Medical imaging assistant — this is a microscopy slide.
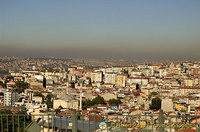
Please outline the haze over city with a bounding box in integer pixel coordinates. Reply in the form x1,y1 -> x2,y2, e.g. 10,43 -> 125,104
1,0 -> 200,60
1,1 -> 200,131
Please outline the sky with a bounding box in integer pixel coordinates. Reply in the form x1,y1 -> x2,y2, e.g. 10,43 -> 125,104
0,0 -> 200,60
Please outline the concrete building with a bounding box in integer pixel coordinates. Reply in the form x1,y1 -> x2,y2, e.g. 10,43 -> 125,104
184,79 -> 193,87
53,99 -> 78,110
116,74 -> 126,87
161,98 -> 173,112
4,90 -> 18,106
91,71 -> 103,83
127,77 -> 148,86
104,72 -> 117,85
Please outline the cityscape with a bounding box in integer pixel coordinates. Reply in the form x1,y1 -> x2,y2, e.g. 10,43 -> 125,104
1,0 -> 200,132
0,56 -> 200,131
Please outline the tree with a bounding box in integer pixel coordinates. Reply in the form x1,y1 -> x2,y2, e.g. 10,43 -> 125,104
55,108 -> 61,114
82,96 -> 105,110
82,99 -> 93,110
150,92 -> 158,98
92,96 -> 105,105
150,92 -> 158,96
109,99 -> 122,105
0,92 -> 4,96
141,73 -> 145,76
141,104 -> 145,108
55,106 -> 62,114
132,68 -> 136,71
123,70 -> 128,74
13,81 -> 30,93
46,99 -> 53,109
46,93 -> 53,100
150,97 -> 161,110
43,93 -> 54,109
0,81 -> 5,88
34,92 -> 43,97
136,84 -> 140,90
135,93 -> 140,96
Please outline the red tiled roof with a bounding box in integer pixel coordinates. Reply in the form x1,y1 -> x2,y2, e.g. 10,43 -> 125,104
177,129 -> 196,132
75,69 -> 95,72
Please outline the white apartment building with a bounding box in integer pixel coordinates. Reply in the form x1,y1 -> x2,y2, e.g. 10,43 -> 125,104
91,71 -> 103,83
112,66 -> 123,73
159,68 -> 167,77
142,68 -> 153,77
116,74 -> 126,87
127,77 -> 149,86
4,90 -> 18,106
104,72 -> 117,84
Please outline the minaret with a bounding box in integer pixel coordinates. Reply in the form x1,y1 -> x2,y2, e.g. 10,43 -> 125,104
80,88 -> 82,111
186,97 -> 189,105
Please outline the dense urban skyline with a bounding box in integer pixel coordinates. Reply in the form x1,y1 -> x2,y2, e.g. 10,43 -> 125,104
1,0 -> 200,60
0,56 -> 200,131
1,1 -> 200,131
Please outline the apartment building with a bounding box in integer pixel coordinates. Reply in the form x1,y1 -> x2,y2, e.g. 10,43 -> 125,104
4,90 -> 18,106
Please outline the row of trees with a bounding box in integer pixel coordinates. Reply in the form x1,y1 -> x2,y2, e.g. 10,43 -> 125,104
0,81 -> 6,88
82,96 -> 161,110
2,80 -> 161,111
13,81 -> 30,93
34,92 -> 161,110
82,96 -> 122,110
108,99 -> 122,105
82,96 -> 105,110
0,81 -> 30,93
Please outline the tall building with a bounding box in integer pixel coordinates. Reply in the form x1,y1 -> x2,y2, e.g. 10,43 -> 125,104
91,71 -> 103,83
104,72 -> 117,85
116,74 -> 126,87
4,90 -> 18,106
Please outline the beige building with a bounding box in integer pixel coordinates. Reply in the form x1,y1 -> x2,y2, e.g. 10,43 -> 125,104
116,74 -> 126,87
104,72 -> 117,85
91,71 -> 103,83
53,99 -> 78,110
29,81 -> 43,89
53,88 -> 67,98
184,79 -> 193,87
161,98 -> 173,112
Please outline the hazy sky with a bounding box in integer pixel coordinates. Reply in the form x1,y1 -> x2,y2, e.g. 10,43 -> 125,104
0,0 -> 200,60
